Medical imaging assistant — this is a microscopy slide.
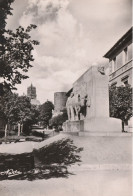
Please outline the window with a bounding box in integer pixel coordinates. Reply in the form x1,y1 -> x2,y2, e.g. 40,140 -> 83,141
123,47 -> 128,63
123,80 -> 128,86
111,82 -> 117,88
121,75 -> 129,86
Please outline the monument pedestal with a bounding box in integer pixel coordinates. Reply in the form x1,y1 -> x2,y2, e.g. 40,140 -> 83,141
63,117 -> 122,136
63,120 -> 84,133
83,117 -> 121,132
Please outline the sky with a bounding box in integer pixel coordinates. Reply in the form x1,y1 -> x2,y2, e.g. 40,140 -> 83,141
6,0 -> 132,103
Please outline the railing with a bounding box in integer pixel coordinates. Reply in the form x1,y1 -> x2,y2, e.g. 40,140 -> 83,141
109,60 -> 132,81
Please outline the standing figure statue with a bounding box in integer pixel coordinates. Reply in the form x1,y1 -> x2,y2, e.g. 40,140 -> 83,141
66,93 -> 81,121
73,94 -> 81,120
66,92 -> 91,121
66,92 -> 75,121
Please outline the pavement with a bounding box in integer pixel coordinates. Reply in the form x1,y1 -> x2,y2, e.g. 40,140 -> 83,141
0,133 -> 132,196
70,134 -> 132,166
0,170 -> 131,196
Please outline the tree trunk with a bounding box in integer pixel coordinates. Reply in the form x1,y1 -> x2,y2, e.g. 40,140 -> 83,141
122,121 -> 125,132
18,123 -> 21,136
4,124 -> 7,137
21,123 -> 23,133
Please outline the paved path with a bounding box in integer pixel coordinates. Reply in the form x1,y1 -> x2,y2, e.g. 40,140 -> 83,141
0,170 -> 131,196
70,135 -> 132,166
0,134 -> 132,196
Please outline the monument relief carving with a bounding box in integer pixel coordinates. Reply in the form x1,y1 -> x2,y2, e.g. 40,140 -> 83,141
66,92 -> 90,121
97,66 -> 105,75
66,92 -> 75,121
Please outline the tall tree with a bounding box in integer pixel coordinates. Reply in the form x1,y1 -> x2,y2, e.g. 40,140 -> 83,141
109,85 -> 132,132
39,101 -> 54,128
0,0 -> 39,91
1,92 -> 39,134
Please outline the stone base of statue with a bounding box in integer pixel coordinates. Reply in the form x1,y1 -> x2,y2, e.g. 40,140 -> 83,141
83,117 -> 121,132
63,120 -> 84,134
63,117 -> 122,136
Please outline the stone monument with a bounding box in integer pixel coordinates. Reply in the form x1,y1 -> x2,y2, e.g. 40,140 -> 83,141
63,66 -> 121,135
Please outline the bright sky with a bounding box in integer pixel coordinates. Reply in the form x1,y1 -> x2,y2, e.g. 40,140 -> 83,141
6,0 -> 132,103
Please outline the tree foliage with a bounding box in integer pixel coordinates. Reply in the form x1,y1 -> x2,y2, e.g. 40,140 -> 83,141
0,25 -> 39,90
39,101 -> 54,127
0,0 -> 39,90
109,85 -> 132,130
0,92 -> 39,133
0,0 -> 14,45
49,109 -> 68,128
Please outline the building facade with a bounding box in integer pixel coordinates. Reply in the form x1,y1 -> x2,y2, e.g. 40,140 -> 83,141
104,27 -> 132,87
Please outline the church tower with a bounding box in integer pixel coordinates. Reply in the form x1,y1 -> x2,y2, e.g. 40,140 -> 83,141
27,84 -> 40,106
27,84 -> 37,99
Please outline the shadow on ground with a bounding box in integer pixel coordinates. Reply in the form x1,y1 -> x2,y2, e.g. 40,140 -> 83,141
0,138 -> 83,181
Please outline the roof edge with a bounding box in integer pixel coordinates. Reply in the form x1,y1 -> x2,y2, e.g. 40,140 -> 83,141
103,27 -> 132,59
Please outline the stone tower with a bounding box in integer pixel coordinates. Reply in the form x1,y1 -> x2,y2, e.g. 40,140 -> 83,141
27,84 -> 40,106
54,92 -> 67,113
27,84 -> 37,99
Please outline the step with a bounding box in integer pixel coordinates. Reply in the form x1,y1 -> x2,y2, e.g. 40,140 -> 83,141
78,131 -> 132,137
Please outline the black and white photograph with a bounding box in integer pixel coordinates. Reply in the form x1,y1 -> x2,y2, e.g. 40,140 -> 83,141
0,0 -> 132,195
